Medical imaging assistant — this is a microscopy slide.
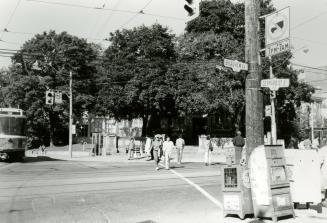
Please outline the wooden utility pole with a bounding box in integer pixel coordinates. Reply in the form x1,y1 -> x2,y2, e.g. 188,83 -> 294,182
245,0 -> 264,156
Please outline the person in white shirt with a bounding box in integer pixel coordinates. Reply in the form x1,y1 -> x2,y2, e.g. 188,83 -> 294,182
204,135 -> 213,166
175,135 -> 185,164
144,136 -> 153,161
163,136 -> 175,170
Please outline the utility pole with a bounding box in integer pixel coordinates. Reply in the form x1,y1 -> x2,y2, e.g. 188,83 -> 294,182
245,0 -> 264,156
69,71 -> 73,158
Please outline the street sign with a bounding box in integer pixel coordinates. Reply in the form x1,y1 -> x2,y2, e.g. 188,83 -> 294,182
261,78 -> 289,91
265,39 -> 290,57
265,105 -> 272,117
265,7 -> 290,57
224,59 -> 248,72
54,91 -> 62,104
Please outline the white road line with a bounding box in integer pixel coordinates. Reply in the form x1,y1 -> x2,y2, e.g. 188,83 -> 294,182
160,164 -> 223,209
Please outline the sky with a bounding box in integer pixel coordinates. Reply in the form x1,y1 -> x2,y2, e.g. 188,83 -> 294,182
0,0 -> 327,69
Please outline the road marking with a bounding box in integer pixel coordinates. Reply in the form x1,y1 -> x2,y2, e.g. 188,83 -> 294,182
93,207 -> 111,223
160,164 -> 223,209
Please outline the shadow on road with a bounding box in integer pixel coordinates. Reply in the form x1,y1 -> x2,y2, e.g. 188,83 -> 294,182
22,156 -> 64,163
170,166 -> 185,169
136,220 -> 158,223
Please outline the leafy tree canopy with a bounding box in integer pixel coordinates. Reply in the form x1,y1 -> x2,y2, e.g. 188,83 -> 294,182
97,24 -> 176,131
3,31 -> 100,146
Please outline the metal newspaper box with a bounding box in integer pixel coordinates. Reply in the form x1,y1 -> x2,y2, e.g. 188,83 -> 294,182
284,149 -> 322,211
249,145 -> 294,222
222,147 -> 253,219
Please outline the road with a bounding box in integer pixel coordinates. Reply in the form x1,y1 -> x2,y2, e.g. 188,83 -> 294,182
0,157 -> 223,223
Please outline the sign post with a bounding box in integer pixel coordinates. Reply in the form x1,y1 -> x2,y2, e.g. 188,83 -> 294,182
263,7 -> 290,145
261,77 -> 289,145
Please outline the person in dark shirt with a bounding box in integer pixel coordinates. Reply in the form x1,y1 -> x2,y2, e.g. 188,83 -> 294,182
233,131 -> 245,148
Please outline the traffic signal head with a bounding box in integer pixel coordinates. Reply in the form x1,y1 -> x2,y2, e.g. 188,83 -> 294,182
46,90 -> 54,105
184,0 -> 200,18
184,4 -> 195,16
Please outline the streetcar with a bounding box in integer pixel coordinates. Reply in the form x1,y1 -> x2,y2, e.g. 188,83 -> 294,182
0,108 -> 27,161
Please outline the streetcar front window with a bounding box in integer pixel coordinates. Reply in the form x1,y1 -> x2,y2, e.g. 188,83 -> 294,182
0,117 -> 26,136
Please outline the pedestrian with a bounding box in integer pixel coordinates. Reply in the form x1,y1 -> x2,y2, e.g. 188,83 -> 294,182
233,131 -> 246,165
175,135 -> 185,164
232,131 -> 245,149
145,135 -> 153,161
151,135 -> 163,170
287,135 -> 298,149
163,136 -> 175,170
127,137 -> 135,160
204,135 -> 213,166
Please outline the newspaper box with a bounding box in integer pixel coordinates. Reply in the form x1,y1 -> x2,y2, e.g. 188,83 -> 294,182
249,145 -> 294,222
222,146 -> 253,219
284,149 -> 322,212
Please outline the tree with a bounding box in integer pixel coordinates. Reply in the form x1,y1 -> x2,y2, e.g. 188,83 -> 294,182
182,0 -> 314,140
4,31 -> 99,147
97,24 -> 176,135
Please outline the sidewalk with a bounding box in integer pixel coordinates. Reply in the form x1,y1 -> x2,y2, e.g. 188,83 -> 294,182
26,145 -> 227,163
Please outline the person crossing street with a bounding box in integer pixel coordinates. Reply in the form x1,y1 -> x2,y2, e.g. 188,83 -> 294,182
151,135 -> 163,170
175,135 -> 185,164
163,136 -> 175,170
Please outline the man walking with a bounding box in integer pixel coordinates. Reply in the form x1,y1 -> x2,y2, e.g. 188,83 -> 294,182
232,131 -> 245,149
152,135 -> 163,170
163,136 -> 175,170
233,131 -> 246,165
176,135 -> 185,164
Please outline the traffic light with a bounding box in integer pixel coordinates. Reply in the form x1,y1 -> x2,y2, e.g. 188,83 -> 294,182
46,90 -> 54,105
184,0 -> 200,19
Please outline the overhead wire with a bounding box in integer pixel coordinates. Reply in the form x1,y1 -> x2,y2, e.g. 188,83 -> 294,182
87,0 -> 108,40
292,36 -> 327,46
292,10 -> 327,30
95,0 -> 123,43
118,0 -> 154,29
25,0 -> 183,21
0,0 -> 22,40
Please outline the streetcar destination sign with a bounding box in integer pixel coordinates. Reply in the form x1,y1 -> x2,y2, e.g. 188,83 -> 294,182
223,59 -> 248,72
261,78 -> 289,90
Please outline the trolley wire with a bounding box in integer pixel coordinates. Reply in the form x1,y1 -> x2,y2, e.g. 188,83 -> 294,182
25,0 -> 183,21
0,0 -> 22,40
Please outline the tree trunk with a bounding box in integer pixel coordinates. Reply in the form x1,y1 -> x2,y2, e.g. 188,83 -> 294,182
142,114 -> 151,136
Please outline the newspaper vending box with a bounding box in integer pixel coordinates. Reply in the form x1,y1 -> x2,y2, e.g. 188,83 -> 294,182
249,145 -> 294,222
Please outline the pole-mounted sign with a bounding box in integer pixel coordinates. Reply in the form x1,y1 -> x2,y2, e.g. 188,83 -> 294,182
265,7 -> 290,57
54,91 -> 63,104
224,59 -> 248,72
261,78 -> 289,91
